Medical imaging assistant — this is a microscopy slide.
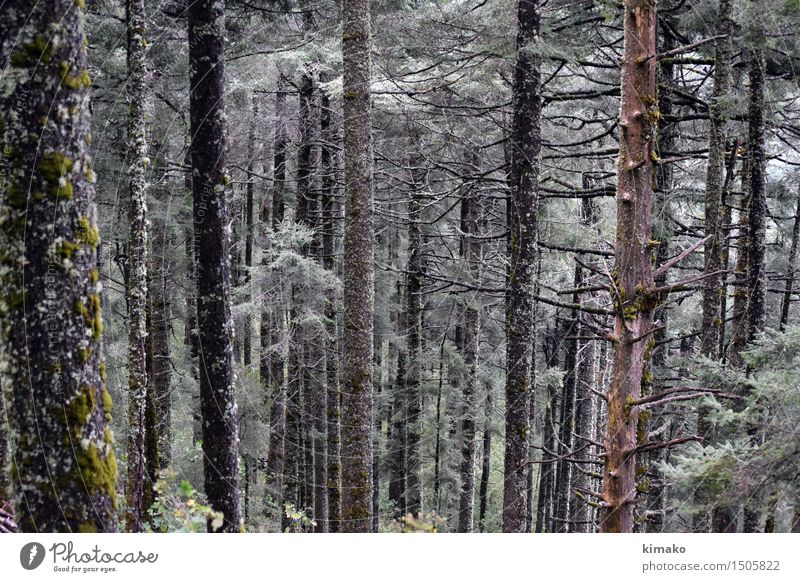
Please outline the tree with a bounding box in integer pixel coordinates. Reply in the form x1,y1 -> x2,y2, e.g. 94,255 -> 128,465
188,0 -> 241,532
457,187 -> 482,532
0,0 -> 117,532
503,0 -> 541,533
600,0 -> 657,534
340,0 -> 375,532
124,0 -> 150,533
700,0 -> 733,359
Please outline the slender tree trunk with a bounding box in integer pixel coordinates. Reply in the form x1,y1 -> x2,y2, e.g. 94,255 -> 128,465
600,0 -> 657,534
743,23 -> 767,533
457,191 -> 481,532
700,0 -> 734,358
340,0 -> 375,532
124,0 -> 150,533
478,381 -> 493,532
503,0 -> 541,533
779,193 -> 800,331
243,98 -> 257,368
188,0 -> 241,532
150,214 -> 172,470
320,90 -> 342,531
728,159 -> 750,370
554,291 -> 579,532
263,86 -> 288,522
0,0 -> 117,532
405,150 -> 425,517
388,351 -> 408,517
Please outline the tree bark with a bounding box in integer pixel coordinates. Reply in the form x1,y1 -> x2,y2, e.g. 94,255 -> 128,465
477,381 -> 493,532
0,0 -> 117,532
700,0 -> 733,359
340,0 -> 375,532
503,0 -> 541,533
124,0 -> 150,533
188,0 -> 241,532
457,190 -> 481,532
405,148 -> 425,517
779,192 -> 800,331
600,0 -> 657,534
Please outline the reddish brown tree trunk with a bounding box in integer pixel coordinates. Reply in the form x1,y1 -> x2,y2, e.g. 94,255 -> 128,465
600,0 -> 657,534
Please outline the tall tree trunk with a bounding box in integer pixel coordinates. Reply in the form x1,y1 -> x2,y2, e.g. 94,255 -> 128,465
478,381 -> 493,532
320,90 -> 342,532
188,0 -> 241,532
695,4 -> 734,527
457,190 -> 481,532
150,214 -> 172,470
700,0 -> 734,358
124,0 -> 150,533
263,85 -> 288,522
243,98 -> 257,367
405,150 -> 425,517
600,0 -> 657,534
728,158 -> 750,370
779,193 -> 800,331
0,0 -> 117,532
743,19 -> 767,533
388,350 -> 408,517
554,274 -> 581,532
340,0 -> 375,532
503,0 -> 541,533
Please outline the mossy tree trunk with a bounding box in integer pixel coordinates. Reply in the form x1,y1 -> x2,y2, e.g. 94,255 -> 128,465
503,0 -> 541,533
600,0 -> 657,534
340,0 -> 375,532
0,0 -> 117,532
188,0 -> 241,532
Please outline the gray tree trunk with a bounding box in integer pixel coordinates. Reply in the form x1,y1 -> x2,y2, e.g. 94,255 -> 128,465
124,0 -> 150,533
340,0 -> 375,532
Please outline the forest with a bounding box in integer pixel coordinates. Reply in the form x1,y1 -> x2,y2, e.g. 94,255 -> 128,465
0,0 -> 799,535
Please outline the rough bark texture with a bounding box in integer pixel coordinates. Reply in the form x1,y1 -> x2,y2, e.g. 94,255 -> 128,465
457,191 -> 481,532
503,0 -> 541,533
600,0 -> 657,534
0,0 -> 117,532
780,193 -> 800,331
405,150 -> 425,517
124,0 -> 150,533
188,0 -> 241,532
743,23 -> 767,533
700,0 -> 733,359
340,0 -> 375,532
